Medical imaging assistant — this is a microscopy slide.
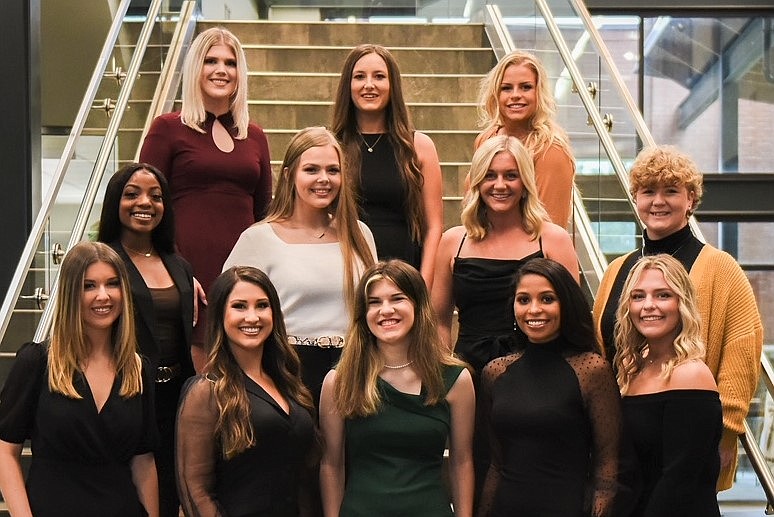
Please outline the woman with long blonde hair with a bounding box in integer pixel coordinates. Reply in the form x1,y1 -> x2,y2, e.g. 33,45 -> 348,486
473,50 -> 575,228
176,266 -> 316,517
320,260 -> 475,517
433,134 -> 578,498
224,126 -> 376,407
140,27 -> 273,370
0,241 -> 158,517
614,254 -> 721,516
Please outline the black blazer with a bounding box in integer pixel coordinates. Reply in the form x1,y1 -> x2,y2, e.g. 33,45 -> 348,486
110,242 -> 195,379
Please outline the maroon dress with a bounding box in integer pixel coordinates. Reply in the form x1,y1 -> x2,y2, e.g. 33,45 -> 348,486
140,111 -> 272,302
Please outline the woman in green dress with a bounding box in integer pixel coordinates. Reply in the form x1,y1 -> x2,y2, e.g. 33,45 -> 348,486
319,260 -> 475,517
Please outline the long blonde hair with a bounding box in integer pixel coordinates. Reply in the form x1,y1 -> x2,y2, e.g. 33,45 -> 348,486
614,254 -> 705,393
462,135 -> 548,240
477,50 -> 572,158
331,44 -> 425,244
205,267 -> 314,459
48,242 -> 142,398
334,260 -> 466,418
181,27 -> 249,139
263,127 -> 375,303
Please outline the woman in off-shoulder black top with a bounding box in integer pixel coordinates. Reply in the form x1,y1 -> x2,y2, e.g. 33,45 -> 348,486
615,254 -> 722,517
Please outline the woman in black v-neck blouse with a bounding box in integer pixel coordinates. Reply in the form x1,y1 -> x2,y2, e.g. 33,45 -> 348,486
0,242 -> 159,517
176,266 -> 316,517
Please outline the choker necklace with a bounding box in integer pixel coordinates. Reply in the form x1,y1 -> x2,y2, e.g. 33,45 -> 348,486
359,133 -> 384,153
123,244 -> 154,257
383,360 -> 413,370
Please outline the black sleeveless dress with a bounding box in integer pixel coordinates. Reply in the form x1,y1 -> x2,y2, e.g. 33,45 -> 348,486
451,233 -> 543,375
358,134 -> 422,269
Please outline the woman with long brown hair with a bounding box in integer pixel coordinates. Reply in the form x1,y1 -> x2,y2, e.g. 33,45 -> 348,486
331,44 -> 443,287
320,260 -> 474,517
176,266 -> 316,516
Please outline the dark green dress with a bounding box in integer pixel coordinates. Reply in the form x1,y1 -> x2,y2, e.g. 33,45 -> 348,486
340,364 -> 464,517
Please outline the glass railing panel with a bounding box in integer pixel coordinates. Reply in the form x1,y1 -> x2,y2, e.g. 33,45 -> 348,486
723,346 -> 774,511
0,2 -> 175,355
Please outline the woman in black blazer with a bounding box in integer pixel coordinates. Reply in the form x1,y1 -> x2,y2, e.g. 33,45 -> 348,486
98,162 -> 195,517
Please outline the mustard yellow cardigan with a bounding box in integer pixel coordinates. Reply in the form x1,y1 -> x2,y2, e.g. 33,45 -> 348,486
593,244 -> 763,490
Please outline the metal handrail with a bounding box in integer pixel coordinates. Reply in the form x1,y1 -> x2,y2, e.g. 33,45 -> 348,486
0,0 -> 133,345
562,0 -> 704,242
483,4 -> 516,59
135,0 -> 198,160
743,354 -> 774,513
33,0 -> 166,342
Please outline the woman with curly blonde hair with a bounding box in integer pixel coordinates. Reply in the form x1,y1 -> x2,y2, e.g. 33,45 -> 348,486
614,253 -> 721,516
176,266 -> 316,517
473,50 -> 575,228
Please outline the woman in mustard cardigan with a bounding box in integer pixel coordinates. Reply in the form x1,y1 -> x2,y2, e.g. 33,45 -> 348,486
592,145 -> 762,491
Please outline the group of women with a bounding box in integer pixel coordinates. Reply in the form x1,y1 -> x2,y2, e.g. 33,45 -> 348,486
0,24 -> 762,517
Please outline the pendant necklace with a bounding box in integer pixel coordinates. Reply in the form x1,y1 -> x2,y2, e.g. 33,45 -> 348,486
360,133 -> 384,153
123,243 -> 153,257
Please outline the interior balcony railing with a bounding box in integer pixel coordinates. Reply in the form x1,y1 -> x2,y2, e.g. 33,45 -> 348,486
0,0 -> 197,377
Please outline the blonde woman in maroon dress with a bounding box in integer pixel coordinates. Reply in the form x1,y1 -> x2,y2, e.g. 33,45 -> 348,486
140,27 -> 272,370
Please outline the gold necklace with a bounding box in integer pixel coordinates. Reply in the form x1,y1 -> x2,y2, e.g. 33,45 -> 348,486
383,360 -> 413,370
359,133 -> 384,153
123,243 -> 154,257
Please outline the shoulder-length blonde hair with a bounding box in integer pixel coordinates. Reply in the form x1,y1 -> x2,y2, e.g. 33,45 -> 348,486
614,254 -> 705,394
205,266 -> 314,459
330,44 -> 425,244
48,241 -> 142,398
334,260 -> 466,418
263,126 -> 375,303
461,135 -> 548,240
477,50 -> 572,158
181,27 -> 249,139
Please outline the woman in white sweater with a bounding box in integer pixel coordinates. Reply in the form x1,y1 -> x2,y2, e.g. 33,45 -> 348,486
224,126 -> 377,407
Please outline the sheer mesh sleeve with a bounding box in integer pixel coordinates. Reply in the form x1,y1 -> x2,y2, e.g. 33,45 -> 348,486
566,352 -> 621,517
176,376 -> 221,517
477,353 -> 522,517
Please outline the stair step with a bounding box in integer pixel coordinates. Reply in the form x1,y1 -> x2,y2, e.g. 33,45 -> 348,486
242,46 -> 495,74
196,20 -> 489,48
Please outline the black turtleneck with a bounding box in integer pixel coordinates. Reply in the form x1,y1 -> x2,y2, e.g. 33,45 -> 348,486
600,224 -> 704,363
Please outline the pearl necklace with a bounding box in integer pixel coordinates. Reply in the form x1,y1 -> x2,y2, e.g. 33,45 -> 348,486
360,133 -> 384,153
383,360 -> 413,370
